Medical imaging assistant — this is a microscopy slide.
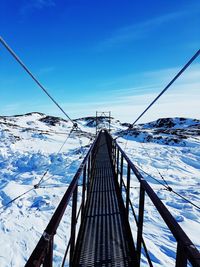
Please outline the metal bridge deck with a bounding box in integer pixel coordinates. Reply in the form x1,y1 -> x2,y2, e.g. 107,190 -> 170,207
73,133 -> 137,267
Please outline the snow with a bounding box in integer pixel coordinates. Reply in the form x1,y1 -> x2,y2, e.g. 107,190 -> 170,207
116,122 -> 200,265
0,113 -> 199,266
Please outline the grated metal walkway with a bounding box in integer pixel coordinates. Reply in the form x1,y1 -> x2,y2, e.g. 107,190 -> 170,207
72,133 -> 137,266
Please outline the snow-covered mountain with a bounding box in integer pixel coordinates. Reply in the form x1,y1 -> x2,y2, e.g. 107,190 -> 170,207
0,113 -> 199,266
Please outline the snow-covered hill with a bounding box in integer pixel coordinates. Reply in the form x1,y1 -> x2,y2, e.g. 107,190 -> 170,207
116,117 -> 200,266
118,117 -> 200,146
0,113 -> 199,266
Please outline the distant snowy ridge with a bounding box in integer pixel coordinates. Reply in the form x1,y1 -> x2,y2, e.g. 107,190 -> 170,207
117,117 -> 200,146
1,113 -> 199,148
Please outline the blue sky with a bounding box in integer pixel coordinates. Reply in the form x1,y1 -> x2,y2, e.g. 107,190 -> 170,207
0,0 -> 200,122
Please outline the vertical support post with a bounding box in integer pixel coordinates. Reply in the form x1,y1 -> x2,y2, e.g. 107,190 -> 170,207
43,236 -> 54,267
116,147 -> 119,180
113,142 -> 116,167
120,155 -> 123,192
136,185 -> 145,267
96,111 -> 98,135
176,243 -> 187,267
81,165 -> 87,221
126,164 -> 131,219
109,111 -> 111,132
107,133 -> 112,157
111,140 -> 114,162
70,184 -> 78,265
87,155 -> 91,195
115,143 -> 117,163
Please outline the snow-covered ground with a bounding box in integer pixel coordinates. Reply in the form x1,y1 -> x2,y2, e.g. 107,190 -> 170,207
0,113 -> 199,266
116,117 -> 200,266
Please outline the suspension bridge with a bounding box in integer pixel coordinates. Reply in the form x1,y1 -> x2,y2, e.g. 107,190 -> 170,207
0,37 -> 200,266
24,130 -> 200,267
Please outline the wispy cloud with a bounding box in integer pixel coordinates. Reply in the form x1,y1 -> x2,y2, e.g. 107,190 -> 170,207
143,63 -> 200,87
97,62 -> 200,97
96,11 -> 190,51
61,63 -> 200,122
20,0 -> 55,15
1,64 -> 199,123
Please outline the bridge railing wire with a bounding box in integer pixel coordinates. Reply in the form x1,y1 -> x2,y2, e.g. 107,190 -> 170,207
25,131 -> 101,267
138,141 -> 170,186
0,153 -> 86,217
36,134 -> 94,188
120,138 -> 200,211
106,131 -> 200,267
0,125 -> 93,216
135,164 -> 200,211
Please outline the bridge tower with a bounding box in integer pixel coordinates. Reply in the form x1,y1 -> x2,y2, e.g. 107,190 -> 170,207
95,111 -> 111,135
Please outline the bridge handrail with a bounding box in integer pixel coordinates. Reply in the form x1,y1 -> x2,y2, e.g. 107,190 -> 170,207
25,131 -> 101,267
108,132 -> 200,267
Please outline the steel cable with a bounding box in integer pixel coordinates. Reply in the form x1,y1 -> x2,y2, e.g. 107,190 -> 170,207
131,49 -> 200,126
115,49 -> 200,151
0,36 -> 76,127
135,164 -> 200,210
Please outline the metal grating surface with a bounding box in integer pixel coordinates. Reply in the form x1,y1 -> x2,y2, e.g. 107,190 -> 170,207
73,133 -> 137,266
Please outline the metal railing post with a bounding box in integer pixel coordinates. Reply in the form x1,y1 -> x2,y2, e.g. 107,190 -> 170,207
111,140 -> 114,162
81,165 -> 87,221
120,155 -> 123,193
114,142 -> 117,166
116,147 -> 119,180
43,236 -> 54,267
136,185 -> 145,266
69,184 -> 78,265
87,155 -> 91,195
112,140 -> 115,163
126,165 -> 131,219
176,243 -> 187,267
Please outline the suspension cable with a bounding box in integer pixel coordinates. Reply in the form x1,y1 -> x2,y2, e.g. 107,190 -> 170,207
139,141 -> 169,186
0,125 -> 74,214
34,124 -> 81,188
131,49 -> 200,126
0,36 -> 95,215
0,129 -> 94,215
0,36 -> 76,127
35,157 -> 80,188
0,188 -> 35,216
117,49 -> 200,151
135,164 -> 200,210
0,155 -> 79,216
